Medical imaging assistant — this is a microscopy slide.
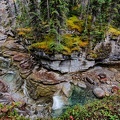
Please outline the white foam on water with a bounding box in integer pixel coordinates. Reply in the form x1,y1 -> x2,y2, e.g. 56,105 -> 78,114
52,95 -> 65,110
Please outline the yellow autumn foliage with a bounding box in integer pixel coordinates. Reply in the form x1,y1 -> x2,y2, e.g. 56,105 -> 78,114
29,34 -> 88,55
17,27 -> 32,38
78,40 -> 88,47
71,46 -> 80,52
18,31 -> 26,36
29,40 -> 72,55
17,27 -> 32,32
108,27 -> 120,36
62,34 -> 88,49
29,41 -> 51,52
66,16 -> 83,32
62,46 -> 71,55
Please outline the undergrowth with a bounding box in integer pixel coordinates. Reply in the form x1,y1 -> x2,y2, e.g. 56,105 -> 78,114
53,93 -> 120,120
0,93 -> 120,120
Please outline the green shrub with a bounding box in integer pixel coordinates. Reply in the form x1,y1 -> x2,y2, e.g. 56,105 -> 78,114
0,102 -> 29,120
54,93 -> 120,120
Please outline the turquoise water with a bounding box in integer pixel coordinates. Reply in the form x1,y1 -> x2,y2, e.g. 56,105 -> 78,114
69,86 -> 95,106
52,85 -> 96,117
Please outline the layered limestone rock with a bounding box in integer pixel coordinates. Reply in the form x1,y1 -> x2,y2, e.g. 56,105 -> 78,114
0,38 -> 120,117
32,38 -> 120,73
26,68 -> 72,103
34,51 -> 95,73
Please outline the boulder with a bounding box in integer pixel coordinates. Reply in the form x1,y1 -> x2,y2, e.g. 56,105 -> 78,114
52,95 -> 65,110
26,68 -> 71,101
86,76 -> 94,84
25,79 -> 57,102
111,85 -> 119,93
27,68 -> 67,85
61,82 -> 72,97
100,85 -> 111,96
93,87 -> 106,98
77,81 -> 87,89
98,73 -> 107,83
12,53 -> 29,62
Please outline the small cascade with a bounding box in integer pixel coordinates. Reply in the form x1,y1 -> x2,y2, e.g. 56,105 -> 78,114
51,95 -> 66,118
52,95 -> 65,110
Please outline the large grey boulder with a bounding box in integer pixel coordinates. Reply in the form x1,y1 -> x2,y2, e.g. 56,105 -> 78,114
93,87 -> 106,98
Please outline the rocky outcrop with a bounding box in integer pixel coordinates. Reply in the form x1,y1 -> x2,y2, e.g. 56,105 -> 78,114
87,39 -> 120,64
0,0 -> 15,41
27,68 -> 67,85
0,36 -> 120,119
32,38 -> 120,73
26,68 -> 72,102
102,40 -> 120,64
34,51 -> 95,73
87,42 -> 111,60
0,0 -> 119,118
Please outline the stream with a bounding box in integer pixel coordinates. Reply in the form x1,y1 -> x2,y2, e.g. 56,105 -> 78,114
0,56 -> 97,119
0,0 -> 120,119
52,85 -> 96,117
0,53 -> 120,119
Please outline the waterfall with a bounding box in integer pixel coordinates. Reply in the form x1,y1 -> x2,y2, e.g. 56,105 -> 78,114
52,95 -> 65,110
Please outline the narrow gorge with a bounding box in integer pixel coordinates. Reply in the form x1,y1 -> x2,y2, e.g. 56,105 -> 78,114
0,0 -> 120,119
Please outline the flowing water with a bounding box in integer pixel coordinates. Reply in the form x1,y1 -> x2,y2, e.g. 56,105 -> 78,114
52,85 -> 96,117
69,86 -> 96,106
52,95 -> 65,110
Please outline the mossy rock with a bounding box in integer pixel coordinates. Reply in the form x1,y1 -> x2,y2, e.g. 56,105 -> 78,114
87,42 -> 111,60
26,79 -> 56,102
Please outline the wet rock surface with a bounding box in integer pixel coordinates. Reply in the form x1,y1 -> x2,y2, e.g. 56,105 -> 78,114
93,87 -> 106,98
0,0 -> 120,118
0,40 -> 120,119
82,67 -> 120,98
